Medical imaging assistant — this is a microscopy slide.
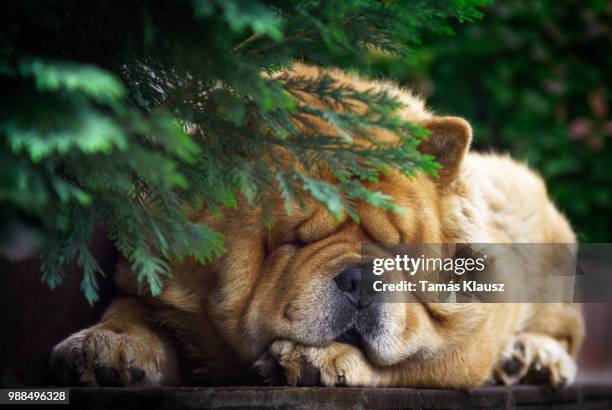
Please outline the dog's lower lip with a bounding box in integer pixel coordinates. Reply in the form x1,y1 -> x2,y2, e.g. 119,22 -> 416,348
336,328 -> 364,350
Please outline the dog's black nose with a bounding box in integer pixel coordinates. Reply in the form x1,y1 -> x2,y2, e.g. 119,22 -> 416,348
334,267 -> 361,305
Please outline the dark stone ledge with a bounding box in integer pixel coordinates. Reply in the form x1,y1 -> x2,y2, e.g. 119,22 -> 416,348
67,384 -> 612,409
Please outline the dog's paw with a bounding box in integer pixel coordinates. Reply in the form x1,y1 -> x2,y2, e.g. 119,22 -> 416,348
49,325 -> 174,386
308,343 -> 377,387
252,340 -> 312,385
494,333 -> 577,388
253,341 -> 378,387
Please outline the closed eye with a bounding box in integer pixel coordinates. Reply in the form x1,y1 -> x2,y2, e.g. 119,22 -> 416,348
283,239 -> 306,249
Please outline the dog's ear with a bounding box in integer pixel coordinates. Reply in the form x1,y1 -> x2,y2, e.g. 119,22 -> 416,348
418,116 -> 472,184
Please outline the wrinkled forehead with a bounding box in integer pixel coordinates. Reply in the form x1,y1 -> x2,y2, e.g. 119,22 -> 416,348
268,174 -> 440,247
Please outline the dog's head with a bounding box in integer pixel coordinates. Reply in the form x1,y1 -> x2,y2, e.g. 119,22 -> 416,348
216,115 -> 486,366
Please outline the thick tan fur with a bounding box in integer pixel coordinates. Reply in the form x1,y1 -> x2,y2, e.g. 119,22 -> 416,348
50,64 -> 584,389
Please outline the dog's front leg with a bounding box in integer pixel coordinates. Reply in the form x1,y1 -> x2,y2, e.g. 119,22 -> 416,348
253,340 -> 391,387
49,298 -> 180,386
254,338 -> 500,389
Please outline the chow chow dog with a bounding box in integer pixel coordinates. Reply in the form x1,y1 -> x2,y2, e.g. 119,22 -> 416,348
49,64 -> 584,389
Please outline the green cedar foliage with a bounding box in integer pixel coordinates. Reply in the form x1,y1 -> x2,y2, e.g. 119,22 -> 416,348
1,1 -> 485,304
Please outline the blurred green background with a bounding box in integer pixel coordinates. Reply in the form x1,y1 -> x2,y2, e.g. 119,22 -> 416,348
374,0 -> 611,242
